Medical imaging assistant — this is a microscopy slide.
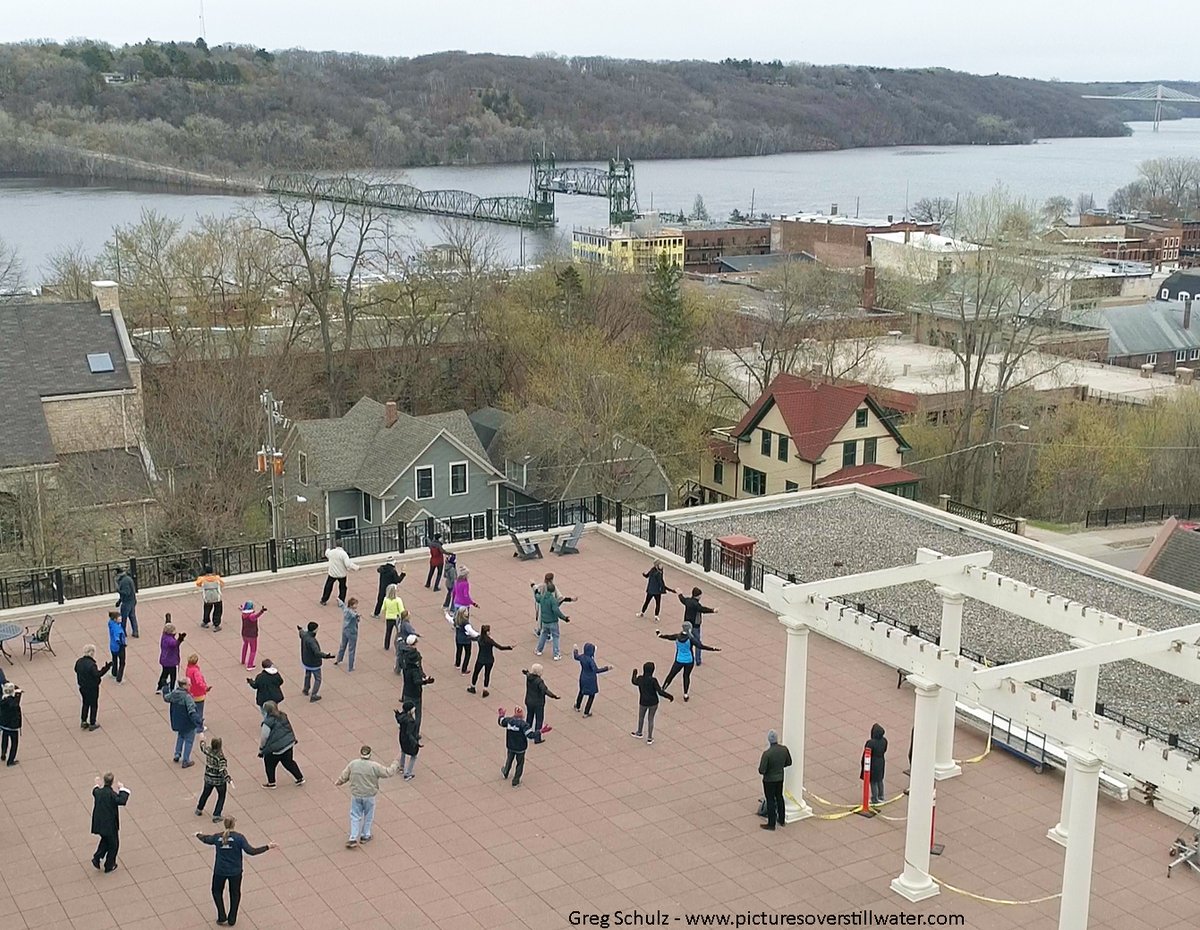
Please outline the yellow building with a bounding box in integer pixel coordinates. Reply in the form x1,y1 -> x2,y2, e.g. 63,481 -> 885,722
571,214 -> 684,272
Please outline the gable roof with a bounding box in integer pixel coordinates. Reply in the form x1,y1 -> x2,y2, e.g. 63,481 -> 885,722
732,373 -> 909,462
291,398 -> 501,498
0,299 -> 135,469
1137,517 -> 1200,595
1085,301 -> 1200,358
814,463 -> 922,490
1158,270 -> 1200,302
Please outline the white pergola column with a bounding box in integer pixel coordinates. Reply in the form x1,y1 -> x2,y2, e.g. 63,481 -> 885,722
1048,639 -> 1099,848
780,620 -> 813,822
1057,748 -> 1103,930
933,586 -> 964,780
891,675 -> 940,903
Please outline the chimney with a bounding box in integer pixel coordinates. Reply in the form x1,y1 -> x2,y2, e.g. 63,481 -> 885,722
862,264 -> 877,312
887,214 -> 894,224
384,401 -> 398,428
831,203 -> 838,216
1186,297 -> 1193,330
91,280 -> 120,314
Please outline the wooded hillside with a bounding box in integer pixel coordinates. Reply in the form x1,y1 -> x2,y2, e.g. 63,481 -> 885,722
0,39 -> 1141,175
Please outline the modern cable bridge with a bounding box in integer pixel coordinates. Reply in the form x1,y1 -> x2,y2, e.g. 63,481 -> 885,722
1082,83 -> 1200,131
266,152 -> 638,229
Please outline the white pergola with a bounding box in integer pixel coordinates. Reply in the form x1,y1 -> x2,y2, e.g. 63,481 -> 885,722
767,547 -> 1200,930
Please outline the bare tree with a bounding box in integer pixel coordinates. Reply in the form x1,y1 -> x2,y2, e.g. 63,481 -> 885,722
910,196 -> 958,232
1041,195 -> 1073,226
1076,192 -> 1096,216
0,235 -> 26,298
45,242 -> 103,299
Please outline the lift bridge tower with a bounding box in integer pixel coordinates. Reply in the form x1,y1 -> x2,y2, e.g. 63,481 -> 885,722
1082,84 -> 1200,132
530,152 -> 638,226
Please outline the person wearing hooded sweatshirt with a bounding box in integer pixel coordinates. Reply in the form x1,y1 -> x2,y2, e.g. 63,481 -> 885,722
425,534 -> 445,590
106,609 -> 126,684
196,565 -> 225,631
195,815 -> 277,926
678,587 -> 717,665
335,597 -> 361,672
400,636 -> 434,734
638,560 -> 676,624
319,544 -> 359,606
759,730 -> 792,830
394,617 -> 420,674
533,581 -> 570,660
240,602 -> 267,670
0,682 -> 23,766
862,723 -> 888,807
630,661 -> 673,744
441,554 -> 458,612
395,699 -> 421,779
258,701 -> 304,787
298,622 -> 333,702
335,745 -> 402,847
164,680 -> 203,767
156,617 -> 186,692
449,607 -> 480,674
450,566 -> 479,619
374,556 -> 406,618
572,643 -> 611,717
498,706 -> 550,787
247,660 -> 284,720
75,645 -> 112,730
658,623 -> 720,701
521,663 -> 559,734
115,566 -> 139,638
381,585 -> 405,651
468,624 -> 512,697
186,654 -> 212,729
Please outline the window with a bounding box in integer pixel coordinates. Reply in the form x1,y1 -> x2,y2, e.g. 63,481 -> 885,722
335,516 -> 358,540
362,491 -> 373,523
308,512 -> 320,532
842,441 -> 857,468
87,352 -> 114,373
855,408 -> 869,429
743,466 -> 767,496
785,480 -> 799,492
863,437 -> 878,465
415,466 -> 434,500
119,527 -> 135,549
778,435 -> 789,462
1191,349 -> 1200,361
713,461 -> 724,484
1147,353 -> 1158,365
1178,350 -> 1189,363
298,452 -> 308,486
449,461 -> 468,496
760,430 -> 772,456
505,458 -> 528,487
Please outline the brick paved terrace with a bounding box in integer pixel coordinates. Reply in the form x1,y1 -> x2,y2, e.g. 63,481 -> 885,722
0,529 -> 1197,930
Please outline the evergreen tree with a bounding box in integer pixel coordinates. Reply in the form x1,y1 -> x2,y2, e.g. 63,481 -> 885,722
644,252 -> 687,365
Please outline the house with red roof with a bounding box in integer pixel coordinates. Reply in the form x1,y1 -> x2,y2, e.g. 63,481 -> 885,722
697,373 -> 920,504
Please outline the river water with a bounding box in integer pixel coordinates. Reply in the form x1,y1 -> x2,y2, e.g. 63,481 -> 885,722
2,119 -> 1198,279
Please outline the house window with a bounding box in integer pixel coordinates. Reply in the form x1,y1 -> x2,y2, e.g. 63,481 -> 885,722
1191,349 -> 1200,360
855,409 -> 869,429
842,441 -> 857,468
298,452 -> 308,486
863,437 -> 878,465
119,527 -> 135,549
449,461 -> 468,496
713,461 -> 724,484
778,435 -> 789,462
1147,353 -> 1158,365
1178,350 -> 1188,363
742,466 -> 767,496
308,512 -> 320,533
415,466 -> 434,500
760,430 -> 772,456
785,480 -> 799,492
505,459 -> 528,487
362,491 -> 373,523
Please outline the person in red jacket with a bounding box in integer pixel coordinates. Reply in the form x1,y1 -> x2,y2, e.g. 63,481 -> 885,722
186,654 -> 212,731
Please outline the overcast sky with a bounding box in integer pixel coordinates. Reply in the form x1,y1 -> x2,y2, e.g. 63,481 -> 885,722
3,1 -> 1193,83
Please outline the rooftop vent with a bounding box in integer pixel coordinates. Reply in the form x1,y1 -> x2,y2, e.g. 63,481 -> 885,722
86,353 -> 114,373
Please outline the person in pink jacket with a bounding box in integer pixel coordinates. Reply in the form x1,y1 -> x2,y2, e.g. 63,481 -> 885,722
240,602 -> 268,670
186,654 -> 212,730
450,567 -> 480,619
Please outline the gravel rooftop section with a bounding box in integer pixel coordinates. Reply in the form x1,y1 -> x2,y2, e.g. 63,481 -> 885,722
677,495 -> 1200,747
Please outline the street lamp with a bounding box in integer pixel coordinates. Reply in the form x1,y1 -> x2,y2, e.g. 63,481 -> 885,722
984,423 -> 1030,525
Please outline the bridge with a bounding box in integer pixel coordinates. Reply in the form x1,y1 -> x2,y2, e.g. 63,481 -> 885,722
1082,84 -> 1200,132
267,153 -> 639,229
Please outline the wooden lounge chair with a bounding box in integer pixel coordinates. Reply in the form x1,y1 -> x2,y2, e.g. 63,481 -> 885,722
550,521 -> 584,556
510,530 -> 543,560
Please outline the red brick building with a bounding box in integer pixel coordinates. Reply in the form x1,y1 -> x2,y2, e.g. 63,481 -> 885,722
770,213 -> 940,268
682,225 -> 771,274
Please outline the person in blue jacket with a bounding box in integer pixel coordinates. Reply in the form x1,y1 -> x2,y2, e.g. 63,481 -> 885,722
657,622 -> 720,701
106,609 -> 127,684
164,680 -> 203,767
572,643 -> 611,717
637,559 -> 676,625
498,706 -> 549,788
195,815 -> 278,926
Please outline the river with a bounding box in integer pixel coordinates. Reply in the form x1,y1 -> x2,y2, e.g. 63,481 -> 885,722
2,119 -> 1197,279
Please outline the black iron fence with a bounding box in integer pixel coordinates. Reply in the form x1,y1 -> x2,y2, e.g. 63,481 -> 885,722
1085,502 -> 1200,528
945,498 -> 1020,535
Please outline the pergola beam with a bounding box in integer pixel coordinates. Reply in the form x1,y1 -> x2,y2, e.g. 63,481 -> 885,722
786,550 -> 992,599
973,623 -> 1200,688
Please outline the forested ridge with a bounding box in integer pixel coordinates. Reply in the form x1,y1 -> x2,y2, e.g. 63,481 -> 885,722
0,38 -> 1159,176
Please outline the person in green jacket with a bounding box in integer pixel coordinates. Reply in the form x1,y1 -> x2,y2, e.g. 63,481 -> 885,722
533,581 -> 571,660
758,729 -> 792,831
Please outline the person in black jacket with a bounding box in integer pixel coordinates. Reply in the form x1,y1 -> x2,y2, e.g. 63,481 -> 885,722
75,645 -> 113,730
259,702 -> 304,787
758,730 -> 792,830
630,661 -> 673,744
678,588 -> 717,664
196,815 -> 278,926
521,664 -> 559,734
638,560 -> 676,624
246,660 -> 285,720
373,556 -> 406,618
400,636 -> 434,735
498,706 -> 549,787
90,772 -> 131,872
395,699 -> 421,780
297,623 -> 333,703
862,723 -> 888,806
0,682 -> 23,765
467,624 -> 512,698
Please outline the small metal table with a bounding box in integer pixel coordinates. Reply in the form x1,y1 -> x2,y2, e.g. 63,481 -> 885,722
0,622 -> 21,664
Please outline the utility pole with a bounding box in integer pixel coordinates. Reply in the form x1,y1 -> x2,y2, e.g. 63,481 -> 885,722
983,390 -> 1002,527
260,390 -> 288,543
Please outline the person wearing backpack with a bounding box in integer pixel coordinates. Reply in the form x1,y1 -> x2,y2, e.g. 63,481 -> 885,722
196,566 -> 225,631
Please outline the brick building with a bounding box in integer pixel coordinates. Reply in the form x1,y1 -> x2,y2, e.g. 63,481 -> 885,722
771,213 -> 940,268
682,224 -> 771,274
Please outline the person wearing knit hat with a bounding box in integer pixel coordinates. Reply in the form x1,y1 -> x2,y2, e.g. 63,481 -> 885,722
374,556 -> 406,619
395,700 -> 421,780
240,602 -> 267,671
334,745 -> 402,848
521,664 -> 560,735
400,636 -> 434,735
498,705 -> 550,787
758,730 -> 792,830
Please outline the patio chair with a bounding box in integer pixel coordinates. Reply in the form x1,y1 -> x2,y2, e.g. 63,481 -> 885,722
509,530 -> 543,561
23,614 -> 55,659
550,521 -> 584,556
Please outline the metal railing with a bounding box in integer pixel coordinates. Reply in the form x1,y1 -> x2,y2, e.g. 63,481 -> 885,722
1085,502 -> 1200,528
945,498 -> 1020,535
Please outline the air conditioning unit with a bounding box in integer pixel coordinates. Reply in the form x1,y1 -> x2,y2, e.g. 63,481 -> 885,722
1141,363 -> 1156,378
1176,367 -> 1194,385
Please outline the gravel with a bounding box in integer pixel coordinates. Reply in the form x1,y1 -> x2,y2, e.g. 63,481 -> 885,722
676,495 -> 1200,748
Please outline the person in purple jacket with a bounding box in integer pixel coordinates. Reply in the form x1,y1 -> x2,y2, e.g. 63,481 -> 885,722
156,616 -> 187,693
572,643 -> 612,717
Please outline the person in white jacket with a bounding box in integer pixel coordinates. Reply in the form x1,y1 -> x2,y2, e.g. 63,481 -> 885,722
320,544 -> 360,606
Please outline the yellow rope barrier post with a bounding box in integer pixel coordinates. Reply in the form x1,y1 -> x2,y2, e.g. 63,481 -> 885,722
930,786 -> 944,856
857,745 -> 876,818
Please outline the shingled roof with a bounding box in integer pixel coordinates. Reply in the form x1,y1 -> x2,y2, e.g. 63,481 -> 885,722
1137,517 -> 1200,595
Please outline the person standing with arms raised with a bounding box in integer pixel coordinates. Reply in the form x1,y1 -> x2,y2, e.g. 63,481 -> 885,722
319,542 -> 359,606
677,587 -> 717,664
298,622 -> 334,703
195,816 -> 278,926
75,645 -> 112,731
90,772 -> 131,872
334,745 -> 402,848
638,560 -> 676,625
373,556 -> 405,618
424,533 -> 446,591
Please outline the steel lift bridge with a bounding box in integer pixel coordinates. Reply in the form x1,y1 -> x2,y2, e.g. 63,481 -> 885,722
267,152 -> 638,229
1082,84 -> 1200,132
